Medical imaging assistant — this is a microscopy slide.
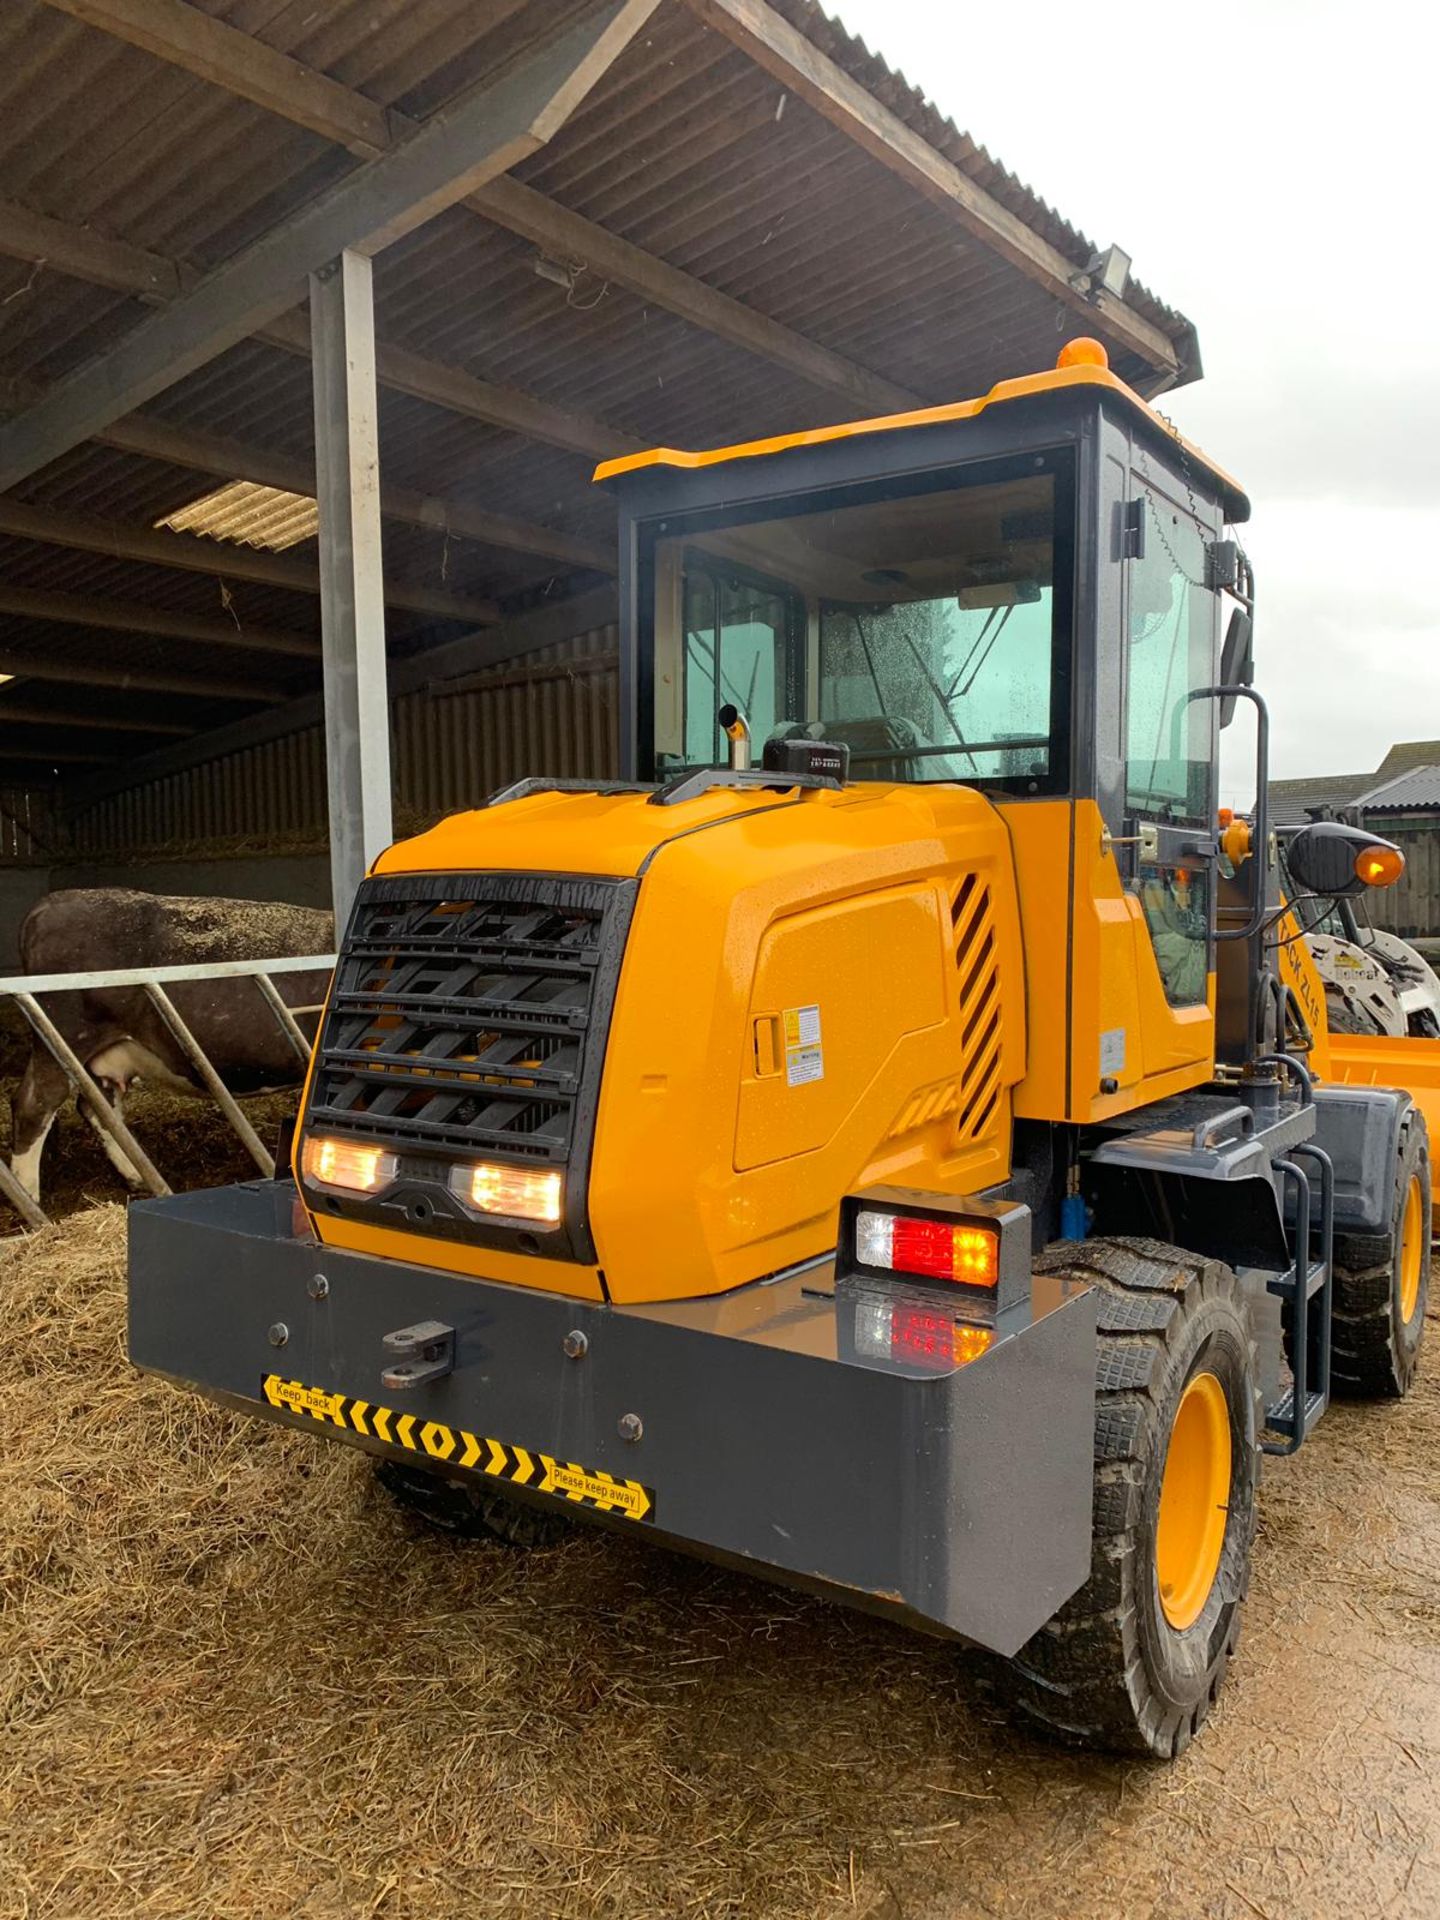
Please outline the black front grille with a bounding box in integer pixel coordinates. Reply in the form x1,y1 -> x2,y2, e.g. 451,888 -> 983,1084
302,871 -> 637,1262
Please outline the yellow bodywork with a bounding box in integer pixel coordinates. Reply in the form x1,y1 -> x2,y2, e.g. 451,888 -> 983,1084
594,360 -> 1249,516
296,777 -> 1229,1301
1001,799 -> 1215,1122
300,781 -> 1026,1303
1271,897 -> 1440,1206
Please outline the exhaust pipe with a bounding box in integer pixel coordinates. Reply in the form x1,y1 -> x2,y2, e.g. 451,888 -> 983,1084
717,704 -> 751,771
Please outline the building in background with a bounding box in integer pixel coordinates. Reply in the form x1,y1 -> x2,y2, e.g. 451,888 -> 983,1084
1270,741 -> 1440,940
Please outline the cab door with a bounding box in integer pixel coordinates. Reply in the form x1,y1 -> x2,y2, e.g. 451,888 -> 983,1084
1119,476 -> 1222,1017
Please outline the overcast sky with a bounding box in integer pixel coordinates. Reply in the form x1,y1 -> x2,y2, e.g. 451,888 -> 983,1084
830,0 -> 1439,786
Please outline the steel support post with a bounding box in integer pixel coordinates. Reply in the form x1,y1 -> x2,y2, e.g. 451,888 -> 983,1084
310,249 -> 392,930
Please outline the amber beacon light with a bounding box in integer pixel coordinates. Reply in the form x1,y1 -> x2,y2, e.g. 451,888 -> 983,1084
1356,845 -> 1405,888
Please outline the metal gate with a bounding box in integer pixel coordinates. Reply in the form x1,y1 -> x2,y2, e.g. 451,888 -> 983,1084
0,953 -> 335,1230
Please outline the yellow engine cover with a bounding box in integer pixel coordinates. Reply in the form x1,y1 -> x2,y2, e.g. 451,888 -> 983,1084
355,780 -> 1025,1304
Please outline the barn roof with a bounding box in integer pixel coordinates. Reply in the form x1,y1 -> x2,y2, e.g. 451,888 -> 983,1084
1269,740 -> 1440,828
0,0 -> 1200,799
1353,766 -> 1440,814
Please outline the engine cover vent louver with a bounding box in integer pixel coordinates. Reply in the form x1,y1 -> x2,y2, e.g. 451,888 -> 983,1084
950,873 -> 1003,1145
302,871 -> 638,1263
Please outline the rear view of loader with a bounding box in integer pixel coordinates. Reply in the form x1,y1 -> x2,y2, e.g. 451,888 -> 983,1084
129,341 -> 1429,1760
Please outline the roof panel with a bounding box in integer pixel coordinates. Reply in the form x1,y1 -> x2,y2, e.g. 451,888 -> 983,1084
0,0 -> 1199,782
1354,767 -> 1440,813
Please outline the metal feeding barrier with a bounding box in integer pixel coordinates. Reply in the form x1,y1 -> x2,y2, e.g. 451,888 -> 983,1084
0,953 -> 336,1230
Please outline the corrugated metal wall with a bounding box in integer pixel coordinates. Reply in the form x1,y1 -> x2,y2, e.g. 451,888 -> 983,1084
0,787 -> 60,863
67,626 -> 618,856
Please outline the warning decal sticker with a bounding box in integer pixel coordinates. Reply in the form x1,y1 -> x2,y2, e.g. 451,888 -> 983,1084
783,1003 -> 824,1087
261,1375 -> 655,1521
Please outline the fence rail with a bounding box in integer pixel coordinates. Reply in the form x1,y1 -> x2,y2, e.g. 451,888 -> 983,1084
1,953 -> 335,1231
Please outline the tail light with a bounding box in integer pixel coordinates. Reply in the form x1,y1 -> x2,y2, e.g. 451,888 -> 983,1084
839,1187 -> 1031,1315
855,1209 -> 999,1286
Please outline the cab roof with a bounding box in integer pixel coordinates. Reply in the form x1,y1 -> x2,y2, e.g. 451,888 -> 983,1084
595,351 -> 1250,522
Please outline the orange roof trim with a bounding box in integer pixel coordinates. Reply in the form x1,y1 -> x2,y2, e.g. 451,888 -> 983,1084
593,361 -> 1247,509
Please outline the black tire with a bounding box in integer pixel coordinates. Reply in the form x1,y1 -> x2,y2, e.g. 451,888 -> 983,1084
375,1458 -> 574,1549
996,1238 -> 1261,1759
1330,1108 -> 1430,1398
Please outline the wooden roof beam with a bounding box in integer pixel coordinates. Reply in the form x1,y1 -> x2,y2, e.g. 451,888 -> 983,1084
41,0 -> 921,416
0,0 -> 661,491
0,703 -> 192,734
0,203 -> 637,470
0,582 -> 316,658
0,743 -> 121,763
0,373 -> 615,574
0,497 -> 497,627
682,0 -> 1183,383
0,647 -> 290,703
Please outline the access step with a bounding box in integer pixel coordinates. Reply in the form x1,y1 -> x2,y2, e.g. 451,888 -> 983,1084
1263,1386 -> 1327,1454
1266,1260 -> 1328,1304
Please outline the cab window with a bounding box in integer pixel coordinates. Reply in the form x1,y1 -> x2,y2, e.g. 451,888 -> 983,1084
1123,486 -> 1217,1006
649,454 -> 1073,794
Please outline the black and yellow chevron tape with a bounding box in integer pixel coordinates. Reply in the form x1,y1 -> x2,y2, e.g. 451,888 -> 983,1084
260,1374 -> 654,1522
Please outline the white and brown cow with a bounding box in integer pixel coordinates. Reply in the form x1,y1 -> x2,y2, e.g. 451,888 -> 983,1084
10,888 -> 334,1202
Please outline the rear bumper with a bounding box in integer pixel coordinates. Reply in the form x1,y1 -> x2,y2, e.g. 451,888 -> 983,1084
128,1182 -> 1096,1657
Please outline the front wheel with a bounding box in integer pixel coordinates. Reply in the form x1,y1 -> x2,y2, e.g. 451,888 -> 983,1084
996,1238 -> 1261,1759
1331,1109 -> 1430,1398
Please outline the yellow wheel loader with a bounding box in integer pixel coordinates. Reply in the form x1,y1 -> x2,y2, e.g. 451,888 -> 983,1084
130,340 -> 1431,1759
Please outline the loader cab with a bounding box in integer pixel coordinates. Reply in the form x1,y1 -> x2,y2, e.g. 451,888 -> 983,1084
598,346 -> 1254,1123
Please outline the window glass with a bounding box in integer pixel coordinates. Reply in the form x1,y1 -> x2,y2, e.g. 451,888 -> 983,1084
1125,488 -> 1216,1005
819,586 -> 1052,783
681,567 -> 791,768
658,465 -> 1067,789
1125,491 -> 1213,821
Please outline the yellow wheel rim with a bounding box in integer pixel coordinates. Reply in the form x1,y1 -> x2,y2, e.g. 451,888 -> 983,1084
1156,1370 -> 1232,1632
1399,1174 -> 1425,1325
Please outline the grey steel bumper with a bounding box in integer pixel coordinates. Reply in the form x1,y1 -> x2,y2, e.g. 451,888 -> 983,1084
128,1182 -> 1096,1658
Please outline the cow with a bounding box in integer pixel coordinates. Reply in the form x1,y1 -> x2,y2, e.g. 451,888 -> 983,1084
9,889 -> 334,1204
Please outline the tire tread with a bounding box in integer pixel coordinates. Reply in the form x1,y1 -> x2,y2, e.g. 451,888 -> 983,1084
995,1237 -> 1260,1758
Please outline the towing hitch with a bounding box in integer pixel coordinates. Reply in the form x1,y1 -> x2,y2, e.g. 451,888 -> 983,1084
381,1320 -> 454,1391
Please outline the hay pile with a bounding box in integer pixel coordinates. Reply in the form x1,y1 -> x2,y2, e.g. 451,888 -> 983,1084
0,1207 -> 990,1920
4,1206 -> 1439,1920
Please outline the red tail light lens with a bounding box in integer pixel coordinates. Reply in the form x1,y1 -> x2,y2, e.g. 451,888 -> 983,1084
855,1208 -> 999,1287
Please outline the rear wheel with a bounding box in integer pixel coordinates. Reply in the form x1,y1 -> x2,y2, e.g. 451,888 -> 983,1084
375,1458 -> 574,1548
996,1238 -> 1260,1759
1331,1110 -> 1430,1398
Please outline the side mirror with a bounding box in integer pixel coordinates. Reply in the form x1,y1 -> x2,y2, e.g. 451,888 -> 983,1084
1217,609 -> 1253,729
1286,820 -> 1405,897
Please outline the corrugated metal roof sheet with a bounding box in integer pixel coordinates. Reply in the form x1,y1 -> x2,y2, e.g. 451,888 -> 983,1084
1270,742 -> 1440,826
158,479 -> 320,551
0,0 -> 1202,794
1353,767 -> 1440,813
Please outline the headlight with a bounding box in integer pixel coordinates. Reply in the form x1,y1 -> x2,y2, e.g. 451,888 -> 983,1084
448,1160 -> 562,1225
301,1135 -> 398,1194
